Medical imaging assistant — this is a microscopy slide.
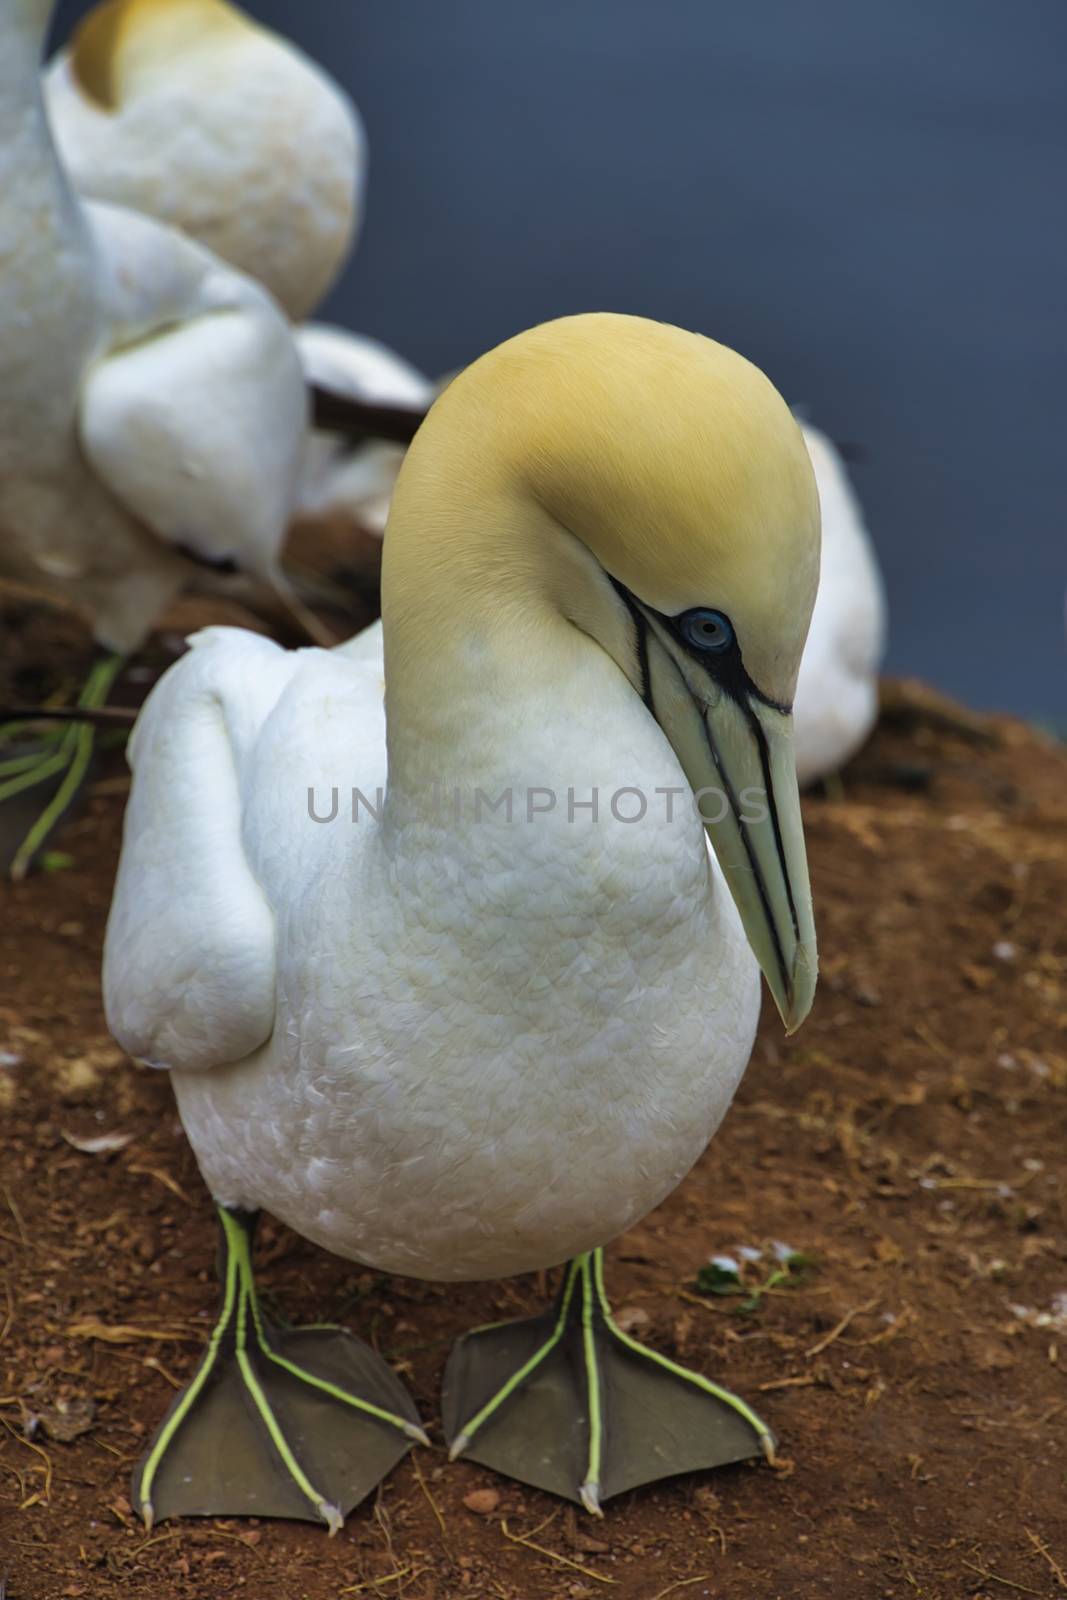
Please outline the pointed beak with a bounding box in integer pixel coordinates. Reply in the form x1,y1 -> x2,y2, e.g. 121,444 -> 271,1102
694,695 -> 816,1031
638,620 -> 817,1032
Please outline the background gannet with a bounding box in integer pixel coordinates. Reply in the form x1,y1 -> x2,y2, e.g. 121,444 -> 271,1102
45,0 -> 363,320
0,0 -> 310,875
104,312 -> 820,1528
794,424 -> 887,786
294,324 -> 434,560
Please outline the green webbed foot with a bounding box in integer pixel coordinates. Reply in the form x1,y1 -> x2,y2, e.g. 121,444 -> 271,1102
442,1249 -> 774,1513
134,1207 -> 427,1533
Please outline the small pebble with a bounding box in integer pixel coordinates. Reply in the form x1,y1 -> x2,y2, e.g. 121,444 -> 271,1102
462,1488 -> 500,1515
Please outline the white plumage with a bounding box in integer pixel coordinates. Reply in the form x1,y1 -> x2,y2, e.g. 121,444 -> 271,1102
106,619 -> 760,1279
45,0 -> 363,320
794,424 -> 887,785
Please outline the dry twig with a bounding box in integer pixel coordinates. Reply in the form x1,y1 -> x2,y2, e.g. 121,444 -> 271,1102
650,1578 -> 712,1600
806,1297 -> 878,1359
410,1451 -> 448,1542
126,1164 -> 192,1203
500,1518 -> 616,1585
1025,1528 -> 1067,1588
67,1318 -> 199,1344
340,1566 -> 425,1595
1,1189 -> 26,1248
960,1558 -> 1041,1595
0,1415 -> 53,1505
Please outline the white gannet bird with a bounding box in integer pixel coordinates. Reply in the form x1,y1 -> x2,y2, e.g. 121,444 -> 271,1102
44,0 -> 363,320
295,324 -> 435,556
104,313 -> 820,1529
793,424 -> 886,785
0,0 -> 312,876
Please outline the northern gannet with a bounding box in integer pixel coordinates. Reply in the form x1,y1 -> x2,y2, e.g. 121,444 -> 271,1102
0,0 -> 308,875
104,313 -> 820,1529
44,0 -> 363,320
793,425 -> 886,785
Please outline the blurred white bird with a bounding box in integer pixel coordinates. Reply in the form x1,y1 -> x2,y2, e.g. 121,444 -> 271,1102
44,0 -> 364,320
295,325 -> 436,554
44,0 -> 433,590
0,0 -> 311,875
793,425 -> 887,786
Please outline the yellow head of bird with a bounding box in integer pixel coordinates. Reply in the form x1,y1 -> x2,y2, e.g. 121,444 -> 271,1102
432,312 -> 821,709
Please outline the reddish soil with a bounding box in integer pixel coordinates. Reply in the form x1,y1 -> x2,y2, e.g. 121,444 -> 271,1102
1,598 -> 1066,1600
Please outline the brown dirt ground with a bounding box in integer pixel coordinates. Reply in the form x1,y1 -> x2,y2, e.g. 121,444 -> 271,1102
1,596 -> 1066,1600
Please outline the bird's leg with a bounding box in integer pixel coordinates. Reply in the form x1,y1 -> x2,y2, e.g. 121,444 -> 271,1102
134,1205 -> 428,1533
0,651 -> 124,879
443,1248 -> 774,1513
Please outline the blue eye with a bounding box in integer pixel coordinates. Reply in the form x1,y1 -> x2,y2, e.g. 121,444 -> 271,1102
679,609 -> 734,653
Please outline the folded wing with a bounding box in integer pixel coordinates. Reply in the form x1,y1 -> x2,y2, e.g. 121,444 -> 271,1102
104,628 -> 301,1072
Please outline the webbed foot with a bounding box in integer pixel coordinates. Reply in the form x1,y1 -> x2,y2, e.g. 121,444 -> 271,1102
135,1207 -> 427,1532
443,1249 -> 774,1511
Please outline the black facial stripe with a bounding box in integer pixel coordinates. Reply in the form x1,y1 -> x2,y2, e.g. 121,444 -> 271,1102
622,586 -> 801,972
669,596 -> 800,943
651,600 -> 790,715
655,645 -> 792,999
608,578 -> 654,711
698,707 -> 792,999
746,699 -> 801,944
607,582 -> 798,944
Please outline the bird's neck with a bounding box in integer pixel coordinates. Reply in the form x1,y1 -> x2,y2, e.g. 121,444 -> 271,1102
380,450 -> 599,814
376,476 -> 711,924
